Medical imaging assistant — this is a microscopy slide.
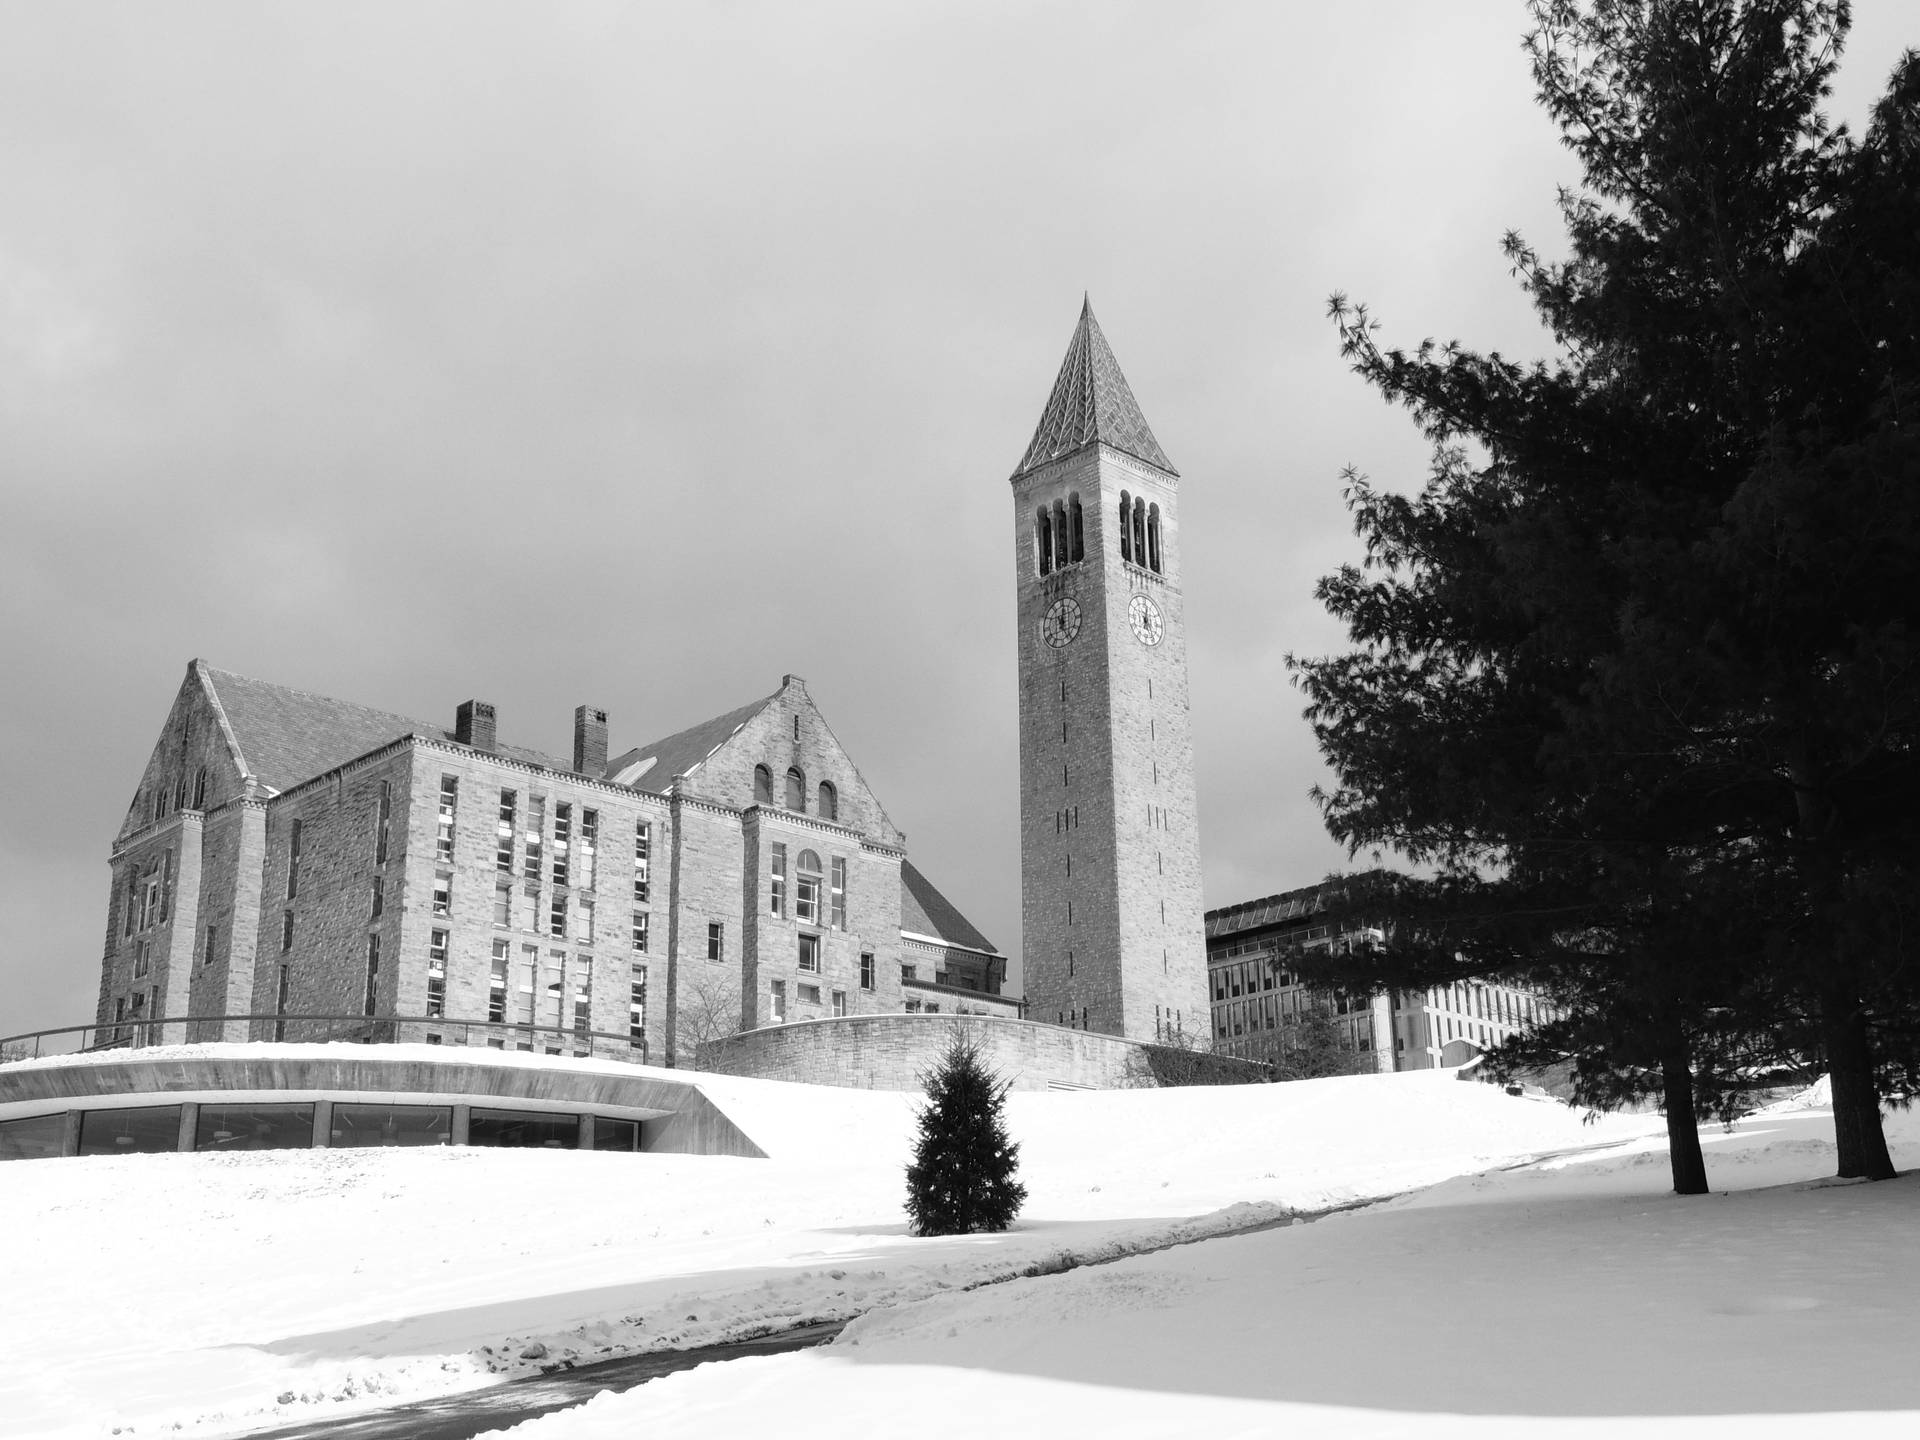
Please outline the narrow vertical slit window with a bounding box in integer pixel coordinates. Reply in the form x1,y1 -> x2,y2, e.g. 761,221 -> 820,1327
1119,491 -> 1132,562
426,929 -> 448,1018
795,850 -> 821,924
707,922 -> 724,962
371,875 -> 385,919
496,790 -> 517,872
572,956 -> 592,1038
631,910 -> 650,953
829,857 -> 847,929
281,911 -> 295,952
633,821 -> 651,902
203,923 -> 218,967
436,776 -> 458,863
523,796 -> 545,880
860,952 -> 875,991
579,809 -> 598,889
1036,507 -> 1052,576
552,802 -> 572,888
363,934 -> 381,1016
770,842 -> 787,917
1068,492 -> 1085,561
628,963 -> 648,1048
286,821 -> 302,900
375,780 -> 392,865
489,940 -> 510,1022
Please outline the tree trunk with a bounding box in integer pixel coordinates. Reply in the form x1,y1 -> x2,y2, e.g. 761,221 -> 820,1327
1661,1051 -> 1710,1195
1821,986 -> 1897,1180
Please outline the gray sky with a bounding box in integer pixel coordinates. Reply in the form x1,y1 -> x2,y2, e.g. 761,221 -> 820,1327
2,2 -> 1910,1035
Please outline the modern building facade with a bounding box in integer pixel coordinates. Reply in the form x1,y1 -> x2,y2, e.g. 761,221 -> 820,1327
1012,300 -> 1209,1046
98,662 -> 1015,1067
1206,881 -> 1559,1071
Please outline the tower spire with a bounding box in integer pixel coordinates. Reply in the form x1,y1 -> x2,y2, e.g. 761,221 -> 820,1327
1012,298 -> 1176,479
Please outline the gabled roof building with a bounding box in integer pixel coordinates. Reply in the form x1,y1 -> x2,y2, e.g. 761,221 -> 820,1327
102,662 -> 1015,1065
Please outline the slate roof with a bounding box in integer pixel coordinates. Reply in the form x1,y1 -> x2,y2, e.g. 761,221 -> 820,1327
601,691 -> 777,795
200,663 -> 565,794
899,859 -> 1000,956
1013,296 -> 1176,479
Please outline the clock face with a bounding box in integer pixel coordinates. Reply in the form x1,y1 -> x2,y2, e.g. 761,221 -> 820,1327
1128,594 -> 1164,646
1040,596 -> 1082,649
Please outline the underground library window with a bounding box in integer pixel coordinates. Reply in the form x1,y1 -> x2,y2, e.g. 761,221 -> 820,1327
468,1108 -> 578,1148
195,1103 -> 315,1151
77,1105 -> 183,1156
330,1103 -> 452,1147
0,1113 -> 66,1161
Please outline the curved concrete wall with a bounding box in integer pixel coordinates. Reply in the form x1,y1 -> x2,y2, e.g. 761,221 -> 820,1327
697,1013 -> 1171,1091
0,1048 -> 764,1157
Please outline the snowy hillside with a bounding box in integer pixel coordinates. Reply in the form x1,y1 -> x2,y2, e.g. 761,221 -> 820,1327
2,1063 -> 1912,1439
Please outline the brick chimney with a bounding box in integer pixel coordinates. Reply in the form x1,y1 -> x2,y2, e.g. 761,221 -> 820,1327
574,706 -> 608,775
455,700 -> 496,752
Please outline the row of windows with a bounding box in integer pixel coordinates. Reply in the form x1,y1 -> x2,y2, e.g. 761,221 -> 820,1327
1035,493 -> 1086,575
137,765 -> 210,828
769,845 -> 848,928
754,765 -> 839,819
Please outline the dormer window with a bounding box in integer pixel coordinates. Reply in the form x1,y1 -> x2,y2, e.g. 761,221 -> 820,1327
818,781 -> 838,822
754,765 -> 774,805
785,767 -> 805,812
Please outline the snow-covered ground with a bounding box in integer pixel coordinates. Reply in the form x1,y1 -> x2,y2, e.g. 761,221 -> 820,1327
2,1057 -> 1912,1439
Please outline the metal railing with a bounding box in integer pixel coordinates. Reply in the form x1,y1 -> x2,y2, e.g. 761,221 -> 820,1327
0,1013 -> 650,1066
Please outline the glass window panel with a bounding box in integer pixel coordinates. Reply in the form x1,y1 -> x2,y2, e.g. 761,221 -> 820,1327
0,1113 -> 66,1162
468,1108 -> 580,1149
194,1103 -> 315,1152
329,1103 -> 452,1148
77,1106 -> 182,1156
591,1116 -> 640,1152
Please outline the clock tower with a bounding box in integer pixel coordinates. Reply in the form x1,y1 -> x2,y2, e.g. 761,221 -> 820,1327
1011,299 -> 1208,1045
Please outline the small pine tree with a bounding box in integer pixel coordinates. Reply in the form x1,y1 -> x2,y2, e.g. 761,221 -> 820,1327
905,1030 -> 1027,1236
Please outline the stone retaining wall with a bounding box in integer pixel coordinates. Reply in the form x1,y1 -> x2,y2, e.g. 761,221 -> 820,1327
696,1013 -> 1263,1091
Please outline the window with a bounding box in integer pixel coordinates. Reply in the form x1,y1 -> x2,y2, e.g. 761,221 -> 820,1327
633,822 -> 651,903
818,781 -> 838,822
572,955 -> 592,1037
631,910 -> 650,953
860,952 -> 875,991
371,875 -> 385,919
770,842 -> 787,917
629,963 -> 648,1047
578,897 -> 595,945
785,767 -> 805,811
281,911 -> 295,952
829,857 -> 847,929
1068,492 -> 1085,561
798,983 -> 821,1006
521,885 -> 540,932
287,820 -> 302,899
160,848 -> 175,921
133,940 -> 150,979
901,963 -> 916,983
494,881 -> 512,926
432,873 -> 452,916
436,776 -> 458,863
552,801 -> 572,888
707,922 -> 724,962
376,779 -> 392,865
1147,502 -> 1162,572
832,989 -> 847,1017
489,940 -> 510,1022
543,950 -> 565,1029
754,765 -> 774,805
795,849 -> 821,924
770,979 -> 786,1022
363,934 -> 381,1015
497,790 -> 517,872
549,892 -> 567,939
427,930 -> 448,1018
193,767 -> 208,809
1133,496 -> 1147,569
798,933 -> 820,973
1119,490 -> 1132,563
137,868 -> 159,930
523,796 -> 544,880
203,923 -> 218,968
580,808 -> 598,889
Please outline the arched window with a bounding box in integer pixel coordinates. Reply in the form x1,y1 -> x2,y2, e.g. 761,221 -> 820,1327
1118,491 -> 1133,563
818,781 -> 838,822
1147,503 -> 1162,573
754,765 -> 774,805
1036,507 -> 1053,576
1053,499 -> 1068,567
1068,493 -> 1085,562
795,849 -> 823,923
1132,497 -> 1147,567
192,767 -> 208,810
785,767 -> 806,811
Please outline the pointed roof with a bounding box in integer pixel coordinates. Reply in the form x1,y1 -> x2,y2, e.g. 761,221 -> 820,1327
198,663 -> 565,794
1012,297 -> 1176,479
899,859 -> 1000,956
602,691 -> 779,795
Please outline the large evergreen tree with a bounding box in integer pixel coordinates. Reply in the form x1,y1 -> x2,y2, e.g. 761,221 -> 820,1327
905,1030 -> 1027,1236
1293,1 -> 1920,1185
